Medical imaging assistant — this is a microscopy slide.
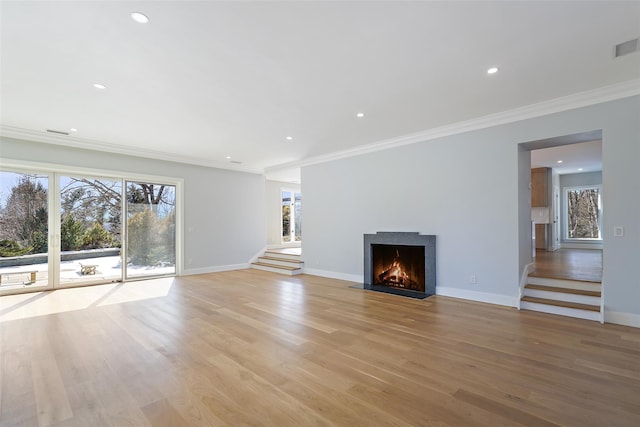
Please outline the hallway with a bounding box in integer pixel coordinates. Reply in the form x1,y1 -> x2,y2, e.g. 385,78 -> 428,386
530,248 -> 602,282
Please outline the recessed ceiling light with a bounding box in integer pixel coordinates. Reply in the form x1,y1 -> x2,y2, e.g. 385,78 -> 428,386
356,112 -> 365,118
578,168 -> 584,171
70,128 -> 78,132
226,156 -> 232,160
285,136 -> 293,141
93,83 -> 106,89
131,12 -> 149,24
487,67 -> 499,74
557,160 -> 563,164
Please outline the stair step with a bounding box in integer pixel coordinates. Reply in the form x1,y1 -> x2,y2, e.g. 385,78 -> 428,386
526,276 -> 601,292
520,300 -> 601,322
521,296 -> 600,312
252,262 -> 299,271
524,284 -> 601,297
251,262 -> 302,276
257,256 -> 304,268
264,251 -> 302,261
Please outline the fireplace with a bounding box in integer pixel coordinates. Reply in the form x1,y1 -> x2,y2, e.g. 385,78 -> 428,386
364,232 -> 436,298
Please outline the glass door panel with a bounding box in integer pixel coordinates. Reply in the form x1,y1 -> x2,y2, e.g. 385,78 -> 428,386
282,191 -> 292,243
294,192 -> 302,242
126,181 -> 176,278
0,171 -> 51,291
59,176 -> 123,285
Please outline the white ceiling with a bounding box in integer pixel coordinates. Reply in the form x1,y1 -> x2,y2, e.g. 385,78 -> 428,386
531,140 -> 602,175
1,1 -> 639,182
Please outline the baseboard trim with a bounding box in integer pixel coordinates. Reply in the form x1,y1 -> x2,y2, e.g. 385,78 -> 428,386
560,243 -> 603,250
303,268 -> 362,283
604,311 -> 640,328
181,263 -> 249,276
436,286 -> 518,308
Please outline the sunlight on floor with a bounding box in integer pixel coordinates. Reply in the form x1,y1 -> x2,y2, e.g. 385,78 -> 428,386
0,277 -> 175,322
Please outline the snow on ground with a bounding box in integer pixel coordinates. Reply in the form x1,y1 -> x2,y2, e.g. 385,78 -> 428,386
0,256 -> 175,286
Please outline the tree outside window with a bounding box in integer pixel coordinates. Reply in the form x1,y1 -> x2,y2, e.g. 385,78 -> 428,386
565,186 -> 601,240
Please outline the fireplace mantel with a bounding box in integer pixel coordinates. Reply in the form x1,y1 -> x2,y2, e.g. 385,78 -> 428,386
363,232 -> 436,298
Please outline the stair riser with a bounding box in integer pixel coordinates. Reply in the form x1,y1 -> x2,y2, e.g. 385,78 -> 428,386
264,252 -> 302,261
527,276 -> 601,292
520,301 -> 601,321
251,264 -> 302,275
523,289 -> 601,306
257,258 -> 304,268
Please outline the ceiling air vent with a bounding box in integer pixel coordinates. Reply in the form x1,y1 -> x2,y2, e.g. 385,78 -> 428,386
46,129 -> 70,135
615,38 -> 639,58
230,160 -> 243,164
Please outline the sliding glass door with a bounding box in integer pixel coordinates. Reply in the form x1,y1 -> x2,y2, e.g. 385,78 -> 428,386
1,166 -> 179,294
126,181 -> 176,278
0,171 -> 52,291
59,176 -> 123,285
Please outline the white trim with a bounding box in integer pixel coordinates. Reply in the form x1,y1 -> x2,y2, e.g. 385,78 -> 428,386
0,158 -> 183,187
520,301 -> 601,321
0,130 -> 263,175
250,246 -> 268,263
600,269 -> 606,324
265,79 -> 640,173
0,159 -> 185,279
303,268 -> 362,283
267,243 -> 302,249
4,80 -> 638,175
518,262 -> 535,309
436,286 -> 518,307
604,311 -> 640,328
563,184 -> 603,242
560,242 -> 603,250
181,263 -> 249,276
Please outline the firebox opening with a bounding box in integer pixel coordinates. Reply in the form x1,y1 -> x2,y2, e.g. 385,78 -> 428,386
372,244 -> 425,293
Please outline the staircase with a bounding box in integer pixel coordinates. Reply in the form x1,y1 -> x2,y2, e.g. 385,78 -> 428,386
520,276 -> 602,321
251,249 -> 304,275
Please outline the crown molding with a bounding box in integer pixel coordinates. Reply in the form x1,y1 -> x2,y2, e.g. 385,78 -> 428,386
0,126 -> 264,175
3,79 -> 638,176
265,79 -> 640,173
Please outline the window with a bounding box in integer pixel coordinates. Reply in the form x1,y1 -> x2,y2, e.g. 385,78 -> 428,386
1,163 -> 181,295
281,190 -> 301,243
564,186 -> 602,240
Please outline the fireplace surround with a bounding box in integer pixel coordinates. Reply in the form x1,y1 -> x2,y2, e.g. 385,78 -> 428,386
364,232 -> 436,298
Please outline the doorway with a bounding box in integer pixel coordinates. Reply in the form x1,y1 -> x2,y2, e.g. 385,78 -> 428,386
519,130 -> 604,279
281,189 -> 301,244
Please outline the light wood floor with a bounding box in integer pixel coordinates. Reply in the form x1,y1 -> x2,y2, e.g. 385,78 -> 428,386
1,270 -> 638,427
530,248 -> 603,282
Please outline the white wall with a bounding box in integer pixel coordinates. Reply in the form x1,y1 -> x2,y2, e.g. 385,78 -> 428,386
265,180 -> 301,247
302,96 -> 640,326
0,137 -> 266,274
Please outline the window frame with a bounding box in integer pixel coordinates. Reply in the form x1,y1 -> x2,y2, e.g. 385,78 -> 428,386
1,158 -> 183,295
563,185 -> 602,241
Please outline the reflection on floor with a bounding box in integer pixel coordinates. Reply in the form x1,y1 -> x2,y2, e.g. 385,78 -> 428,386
530,248 -> 602,282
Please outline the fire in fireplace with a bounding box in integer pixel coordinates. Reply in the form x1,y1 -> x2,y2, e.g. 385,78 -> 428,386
372,245 -> 425,292
364,232 -> 436,299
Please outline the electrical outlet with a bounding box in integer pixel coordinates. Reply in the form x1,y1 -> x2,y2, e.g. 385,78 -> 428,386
470,275 -> 477,284
614,226 -> 624,237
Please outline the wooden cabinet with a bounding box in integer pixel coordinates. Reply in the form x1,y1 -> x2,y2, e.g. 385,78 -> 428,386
531,167 -> 549,207
535,223 -> 547,249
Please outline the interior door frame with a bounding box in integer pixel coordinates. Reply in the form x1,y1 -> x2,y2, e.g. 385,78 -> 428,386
280,187 -> 301,245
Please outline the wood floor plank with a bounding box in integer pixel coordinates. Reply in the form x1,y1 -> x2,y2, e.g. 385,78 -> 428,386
531,248 -> 602,282
1,270 -> 639,426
